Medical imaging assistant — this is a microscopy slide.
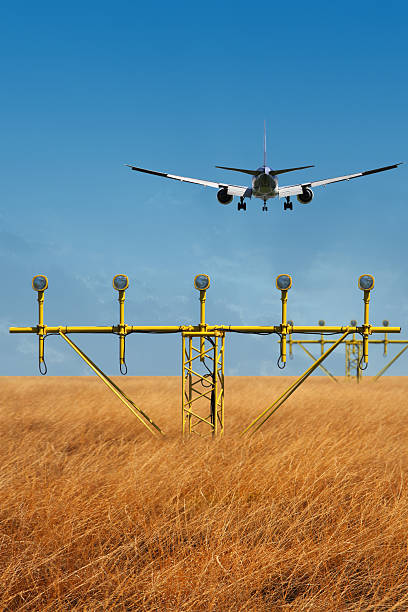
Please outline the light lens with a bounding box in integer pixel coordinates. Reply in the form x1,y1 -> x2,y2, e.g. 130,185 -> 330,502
358,274 -> 374,290
276,274 -> 292,290
32,275 -> 48,291
350,320 -> 357,326
318,320 -> 325,326
287,320 -> 294,326
113,274 -> 129,291
382,320 -> 389,327
194,274 -> 210,291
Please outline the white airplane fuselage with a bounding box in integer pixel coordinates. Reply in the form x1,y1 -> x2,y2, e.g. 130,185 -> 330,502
251,166 -> 279,200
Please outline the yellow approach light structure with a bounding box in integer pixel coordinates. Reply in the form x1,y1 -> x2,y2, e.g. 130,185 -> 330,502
10,274 -> 401,438
288,315 -> 408,383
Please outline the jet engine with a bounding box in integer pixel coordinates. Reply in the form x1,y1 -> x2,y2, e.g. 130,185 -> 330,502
296,187 -> 314,204
217,188 -> 233,205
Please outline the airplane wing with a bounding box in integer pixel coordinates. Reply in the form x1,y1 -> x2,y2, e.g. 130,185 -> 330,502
278,163 -> 402,198
125,165 -> 251,197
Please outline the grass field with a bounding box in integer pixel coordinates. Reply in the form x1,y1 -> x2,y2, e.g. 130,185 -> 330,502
1,376 -> 407,610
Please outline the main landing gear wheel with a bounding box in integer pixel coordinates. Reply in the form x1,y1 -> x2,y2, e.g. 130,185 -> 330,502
284,197 -> 293,211
237,197 -> 246,211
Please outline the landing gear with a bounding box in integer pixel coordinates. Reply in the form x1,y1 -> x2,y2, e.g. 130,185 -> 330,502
237,197 -> 246,211
284,196 -> 293,211
262,200 -> 268,212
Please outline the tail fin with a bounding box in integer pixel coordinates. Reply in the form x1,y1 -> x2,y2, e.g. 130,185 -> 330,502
263,120 -> 266,167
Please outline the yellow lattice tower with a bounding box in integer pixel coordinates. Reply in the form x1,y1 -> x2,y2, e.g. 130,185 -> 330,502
181,274 -> 225,438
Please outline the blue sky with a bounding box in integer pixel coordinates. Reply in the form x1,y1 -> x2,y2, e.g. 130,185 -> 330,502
1,1 -> 407,376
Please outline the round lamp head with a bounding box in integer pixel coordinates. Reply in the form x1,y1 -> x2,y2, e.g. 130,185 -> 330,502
318,320 -> 325,327
276,274 -> 292,291
194,274 -> 210,291
32,275 -> 48,291
113,274 -> 129,291
350,320 -> 357,327
358,274 -> 375,291
287,320 -> 294,326
382,319 -> 389,327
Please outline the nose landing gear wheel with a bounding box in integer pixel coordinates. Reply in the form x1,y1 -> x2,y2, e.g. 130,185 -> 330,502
237,197 -> 246,211
284,197 -> 293,211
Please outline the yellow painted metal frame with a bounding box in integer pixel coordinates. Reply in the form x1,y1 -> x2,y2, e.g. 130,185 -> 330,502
182,331 -> 225,438
345,337 -> 363,382
288,330 -> 408,382
9,273 -> 402,437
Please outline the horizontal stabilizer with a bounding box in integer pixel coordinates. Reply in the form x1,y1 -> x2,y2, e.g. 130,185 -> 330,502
273,165 -> 315,175
215,165 -> 258,176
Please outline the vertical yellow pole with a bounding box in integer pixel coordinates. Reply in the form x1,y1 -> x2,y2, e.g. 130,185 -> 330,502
357,343 -> 362,383
188,336 -> 193,434
182,334 -> 186,437
38,290 -> 45,370
213,335 -> 218,438
118,289 -> 126,371
384,332 -> 388,356
363,290 -> 370,364
280,289 -> 288,363
320,331 -> 324,356
199,289 -> 206,361
345,342 -> 350,379
349,334 -> 354,382
221,334 -> 225,436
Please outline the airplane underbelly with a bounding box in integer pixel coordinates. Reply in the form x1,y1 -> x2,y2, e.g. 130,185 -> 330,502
252,173 -> 278,198
253,188 -> 278,199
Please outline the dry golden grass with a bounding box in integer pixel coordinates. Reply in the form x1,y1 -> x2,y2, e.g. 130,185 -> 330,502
1,376 -> 407,610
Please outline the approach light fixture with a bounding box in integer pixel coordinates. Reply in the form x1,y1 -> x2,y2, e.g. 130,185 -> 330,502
287,320 -> 294,326
350,320 -> 357,327
32,275 -> 48,292
318,320 -> 325,327
194,274 -> 210,291
276,274 -> 292,291
113,274 -> 129,291
358,274 -> 375,291
382,320 -> 389,327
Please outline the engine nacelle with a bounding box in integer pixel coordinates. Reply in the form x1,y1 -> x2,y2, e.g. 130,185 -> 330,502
296,187 -> 314,204
217,188 -> 233,205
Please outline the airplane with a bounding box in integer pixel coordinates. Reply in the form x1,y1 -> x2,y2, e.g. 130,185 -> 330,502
126,128 -> 402,212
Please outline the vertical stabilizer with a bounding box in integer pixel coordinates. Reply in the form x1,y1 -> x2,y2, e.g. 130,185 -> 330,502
263,120 -> 266,167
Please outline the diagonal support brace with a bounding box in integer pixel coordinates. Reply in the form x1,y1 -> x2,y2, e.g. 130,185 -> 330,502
58,331 -> 164,436
241,330 -> 349,435
373,344 -> 408,381
297,343 -> 338,383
